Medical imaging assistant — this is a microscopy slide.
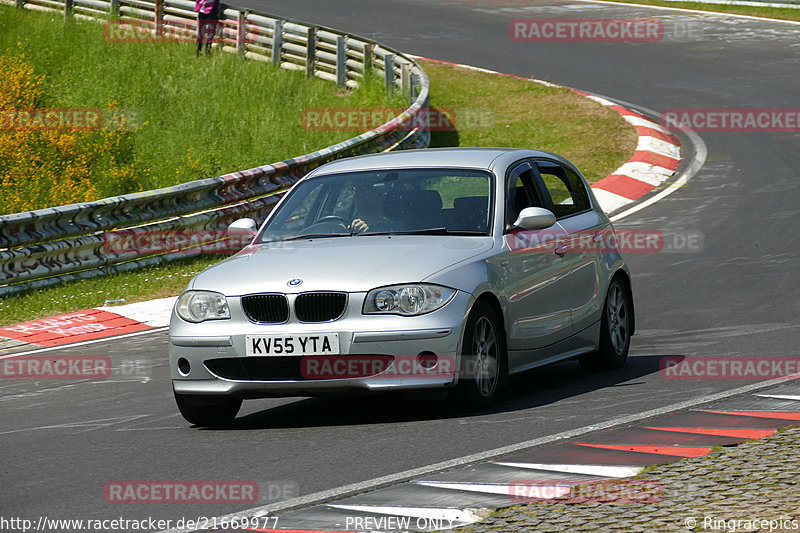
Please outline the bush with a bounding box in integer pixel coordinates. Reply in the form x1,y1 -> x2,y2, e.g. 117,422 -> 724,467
0,52 -> 141,213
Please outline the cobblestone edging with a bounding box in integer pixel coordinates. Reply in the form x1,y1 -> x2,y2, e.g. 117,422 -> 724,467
453,426 -> 800,533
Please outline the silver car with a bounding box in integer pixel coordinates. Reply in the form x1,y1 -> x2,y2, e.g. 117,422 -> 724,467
169,148 -> 634,426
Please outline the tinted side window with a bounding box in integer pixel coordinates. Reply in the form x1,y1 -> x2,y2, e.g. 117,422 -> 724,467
505,165 -> 540,229
535,161 -> 590,219
565,166 -> 591,212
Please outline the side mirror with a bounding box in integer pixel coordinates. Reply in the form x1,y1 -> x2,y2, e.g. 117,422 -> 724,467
513,207 -> 556,230
227,218 -> 258,240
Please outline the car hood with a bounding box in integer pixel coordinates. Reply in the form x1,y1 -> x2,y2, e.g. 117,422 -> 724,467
191,235 -> 494,295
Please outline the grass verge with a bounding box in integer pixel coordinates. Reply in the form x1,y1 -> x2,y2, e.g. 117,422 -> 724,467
0,31 -> 638,327
0,5 -> 403,212
419,59 -> 636,183
0,257 -> 221,326
595,0 -> 800,22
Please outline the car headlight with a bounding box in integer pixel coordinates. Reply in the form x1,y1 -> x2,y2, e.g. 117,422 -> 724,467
363,284 -> 456,316
176,291 -> 230,323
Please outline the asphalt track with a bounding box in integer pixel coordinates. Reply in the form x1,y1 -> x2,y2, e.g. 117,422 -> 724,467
2,0 -> 799,528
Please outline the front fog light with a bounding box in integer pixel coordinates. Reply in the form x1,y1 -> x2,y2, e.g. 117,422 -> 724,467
176,291 -> 230,323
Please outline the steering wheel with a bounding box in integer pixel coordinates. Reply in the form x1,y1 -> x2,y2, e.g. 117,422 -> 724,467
315,215 -> 350,226
303,216 -> 351,233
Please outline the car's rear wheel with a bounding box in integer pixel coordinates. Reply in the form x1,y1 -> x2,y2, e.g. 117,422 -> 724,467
580,278 -> 631,371
174,390 -> 242,426
454,301 -> 506,411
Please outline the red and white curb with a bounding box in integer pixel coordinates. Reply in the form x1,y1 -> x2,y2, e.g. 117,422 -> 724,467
574,92 -> 681,213
0,297 -> 175,355
414,57 -> 682,215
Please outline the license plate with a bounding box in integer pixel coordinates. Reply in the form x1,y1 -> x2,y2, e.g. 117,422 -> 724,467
245,334 -> 339,356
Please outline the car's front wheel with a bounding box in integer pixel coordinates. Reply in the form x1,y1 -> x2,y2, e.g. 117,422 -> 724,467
580,278 -> 631,371
454,301 -> 506,411
174,390 -> 242,426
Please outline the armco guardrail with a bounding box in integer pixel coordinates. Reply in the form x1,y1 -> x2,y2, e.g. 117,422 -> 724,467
0,0 -> 430,296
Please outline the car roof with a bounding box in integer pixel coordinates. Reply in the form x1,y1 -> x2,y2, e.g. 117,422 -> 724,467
305,147 -> 571,177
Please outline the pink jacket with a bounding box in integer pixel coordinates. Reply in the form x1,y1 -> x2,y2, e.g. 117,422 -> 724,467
194,0 -> 217,14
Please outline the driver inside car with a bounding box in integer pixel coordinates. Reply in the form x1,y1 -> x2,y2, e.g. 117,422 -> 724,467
349,184 -> 391,233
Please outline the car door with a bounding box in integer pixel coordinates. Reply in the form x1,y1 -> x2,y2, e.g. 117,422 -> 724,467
492,161 -> 573,370
532,159 -> 606,335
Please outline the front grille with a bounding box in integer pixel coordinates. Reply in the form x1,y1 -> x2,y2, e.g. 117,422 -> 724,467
241,294 -> 289,323
205,357 -> 302,380
295,292 -> 347,322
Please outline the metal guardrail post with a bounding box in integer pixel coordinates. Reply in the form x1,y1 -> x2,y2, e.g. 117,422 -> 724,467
154,0 -> 164,37
364,43 -> 373,77
110,0 -> 119,17
237,10 -> 248,56
335,35 -> 347,88
271,19 -> 283,66
384,53 -> 395,95
401,62 -> 410,101
64,0 -> 73,18
410,73 -> 418,106
15,0 -> 25,9
306,26 -> 316,79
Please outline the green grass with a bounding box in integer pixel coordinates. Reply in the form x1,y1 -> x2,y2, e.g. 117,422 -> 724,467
0,256 -> 221,326
0,6 -> 404,201
0,16 -> 639,326
597,0 -> 800,22
422,59 -> 637,183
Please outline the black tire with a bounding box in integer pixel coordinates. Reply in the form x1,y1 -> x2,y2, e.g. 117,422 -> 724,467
174,391 -> 242,426
580,278 -> 632,371
454,301 -> 506,411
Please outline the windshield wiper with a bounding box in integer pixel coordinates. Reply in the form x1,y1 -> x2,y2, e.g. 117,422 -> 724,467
279,232 -> 353,242
359,228 -> 487,236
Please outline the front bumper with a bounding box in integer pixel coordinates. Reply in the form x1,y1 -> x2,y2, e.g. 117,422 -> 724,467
169,291 -> 470,398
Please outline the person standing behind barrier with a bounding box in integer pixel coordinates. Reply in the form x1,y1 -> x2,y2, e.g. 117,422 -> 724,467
194,0 -> 220,56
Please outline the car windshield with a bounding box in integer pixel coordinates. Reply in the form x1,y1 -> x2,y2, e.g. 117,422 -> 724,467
259,168 -> 493,242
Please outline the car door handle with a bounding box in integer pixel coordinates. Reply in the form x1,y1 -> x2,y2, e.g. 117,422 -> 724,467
554,244 -> 568,257
593,233 -> 604,243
